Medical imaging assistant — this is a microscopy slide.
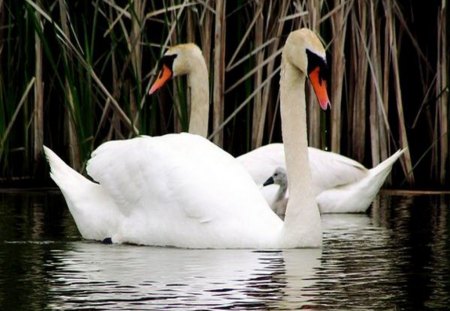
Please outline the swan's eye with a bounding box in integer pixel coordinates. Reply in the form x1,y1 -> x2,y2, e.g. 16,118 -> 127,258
306,49 -> 330,110
158,54 -> 177,71
306,49 -> 328,84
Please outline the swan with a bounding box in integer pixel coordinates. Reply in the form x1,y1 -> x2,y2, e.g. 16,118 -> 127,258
150,43 -> 405,214
263,167 -> 288,219
246,145 -> 405,213
44,28 -> 329,248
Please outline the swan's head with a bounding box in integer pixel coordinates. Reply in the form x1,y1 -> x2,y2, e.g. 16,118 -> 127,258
284,28 -> 330,110
149,43 -> 203,94
263,167 -> 288,188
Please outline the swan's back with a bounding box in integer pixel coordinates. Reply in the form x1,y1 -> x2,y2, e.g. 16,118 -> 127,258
87,133 -> 282,248
308,147 -> 368,193
237,143 -> 286,185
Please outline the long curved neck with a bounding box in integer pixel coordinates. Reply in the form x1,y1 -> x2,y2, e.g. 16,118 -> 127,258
280,59 -> 321,247
187,56 -> 209,137
275,182 -> 287,202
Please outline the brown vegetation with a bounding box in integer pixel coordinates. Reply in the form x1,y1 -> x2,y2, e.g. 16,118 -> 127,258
0,0 -> 448,188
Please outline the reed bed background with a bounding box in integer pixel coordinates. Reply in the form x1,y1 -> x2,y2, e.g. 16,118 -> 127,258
0,0 -> 448,188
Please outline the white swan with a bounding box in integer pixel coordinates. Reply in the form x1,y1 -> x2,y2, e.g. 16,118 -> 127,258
150,43 -> 405,214
44,28 -> 329,248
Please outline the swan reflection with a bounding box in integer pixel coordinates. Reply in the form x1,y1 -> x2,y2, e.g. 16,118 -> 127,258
47,243 -> 321,309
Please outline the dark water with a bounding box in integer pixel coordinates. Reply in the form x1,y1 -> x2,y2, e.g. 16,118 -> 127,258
0,191 -> 449,310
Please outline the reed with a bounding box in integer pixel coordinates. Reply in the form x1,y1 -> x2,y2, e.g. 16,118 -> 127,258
348,1 -> 368,161
329,0 -> 350,153
0,0 -> 448,187
437,2 -> 448,184
33,1 -> 44,165
58,0 -> 80,170
387,0 -> 414,183
369,0 -> 387,165
212,0 -> 226,147
251,1 -> 264,149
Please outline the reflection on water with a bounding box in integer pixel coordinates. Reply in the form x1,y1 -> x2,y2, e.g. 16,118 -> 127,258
46,245 -> 321,310
0,191 -> 449,310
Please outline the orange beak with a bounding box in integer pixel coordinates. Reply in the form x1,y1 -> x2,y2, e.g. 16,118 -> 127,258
149,64 -> 173,95
309,67 -> 331,110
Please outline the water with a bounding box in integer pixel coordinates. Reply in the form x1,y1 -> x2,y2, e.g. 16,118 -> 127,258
0,191 -> 449,310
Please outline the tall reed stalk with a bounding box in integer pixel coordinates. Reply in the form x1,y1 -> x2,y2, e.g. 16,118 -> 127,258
33,0 -> 43,165
329,0 -> 350,153
58,0 -> 80,170
437,1 -> 448,183
212,0 -> 226,147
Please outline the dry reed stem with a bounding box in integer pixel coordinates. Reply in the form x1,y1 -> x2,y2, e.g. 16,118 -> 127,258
370,2 -> 391,163
170,0 -> 182,133
387,1 -> 414,183
102,0 -> 132,37
186,6 -> 195,43
195,2 -> 212,137
349,2 -> 368,161
186,6 -> 196,134
437,2 -> 448,183
368,0 -> 381,166
278,10 -> 309,22
129,0 -> 145,129
252,1 -> 264,149
58,0 -> 80,170
33,4 -> 44,163
144,2 -> 198,20
329,0 -> 350,153
200,3 -> 213,73
212,0 -> 226,147
105,4 -> 122,140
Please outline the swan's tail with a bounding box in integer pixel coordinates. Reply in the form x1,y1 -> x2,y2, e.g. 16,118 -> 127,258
318,148 -> 406,213
369,148 -> 406,182
43,146 -> 118,240
43,146 -> 87,189
360,148 -> 406,207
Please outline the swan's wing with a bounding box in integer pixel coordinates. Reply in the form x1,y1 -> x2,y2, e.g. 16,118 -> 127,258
308,147 -> 368,193
237,144 -> 368,194
86,134 -> 273,224
237,143 -> 286,185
